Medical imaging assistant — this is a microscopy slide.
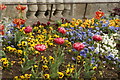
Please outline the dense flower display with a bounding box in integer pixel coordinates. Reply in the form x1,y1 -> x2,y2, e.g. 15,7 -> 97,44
1,6 -> 120,79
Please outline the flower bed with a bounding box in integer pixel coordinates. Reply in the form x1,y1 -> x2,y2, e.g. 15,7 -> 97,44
0,4 -> 120,80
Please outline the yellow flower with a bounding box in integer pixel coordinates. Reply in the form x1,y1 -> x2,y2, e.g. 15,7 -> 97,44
72,18 -> 76,21
42,65 -> 49,71
48,43 -> 53,46
17,50 -> 23,54
93,66 -> 97,70
20,75 -> 25,79
68,50 -> 71,52
39,25 -> 44,28
70,68 -> 75,73
66,68 -> 71,76
44,74 -> 50,79
77,56 -> 82,61
49,56 -> 54,61
34,51 -> 40,54
49,27 -> 53,30
34,65 -> 38,68
24,74 -> 32,78
21,41 -> 27,46
11,61 -> 16,65
3,61 -> 9,67
18,61 -> 23,64
90,26 -> 94,28
91,77 -> 97,80
14,76 -> 19,79
0,58 -> 7,62
57,72 -> 64,78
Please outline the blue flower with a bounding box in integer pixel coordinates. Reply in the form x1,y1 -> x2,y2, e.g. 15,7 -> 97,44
95,27 -> 100,30
99,21 -> 103,23
80,50 -> 86,58
72,57 -> 76,61
88,46 -> 95,51
87,38 -> 92,42
84,48 -> 89,53
94,23 -> 98,26
102,23 -> 108,27
72,49 -> 77,52
88,32 -> 94,36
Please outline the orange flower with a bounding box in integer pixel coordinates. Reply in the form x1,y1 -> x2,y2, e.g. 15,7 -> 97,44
95,9 -> 104,19
13,19 -> 26,29
16,5 -> 26,11
0,4 -> 7,10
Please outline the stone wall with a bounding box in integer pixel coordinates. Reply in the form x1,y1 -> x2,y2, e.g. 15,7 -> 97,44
1,0 -> 120,20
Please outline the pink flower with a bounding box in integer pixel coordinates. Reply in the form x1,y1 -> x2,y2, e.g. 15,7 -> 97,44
34,44 -> 46,51
92,35 -> 102,41
54,38 -> 64,45
58,27 -> 66,34
73,42 -> 85,51
24,26 -> 32,33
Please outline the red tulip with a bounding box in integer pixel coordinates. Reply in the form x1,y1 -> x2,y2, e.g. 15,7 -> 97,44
54,38 -> 64,45
34,44 -> 46,51
0,24 -> 4,30
24,26 -> 32,33
0,31 -> 4,35
73,42 -> 85,51
58,27 -> 66,34
92,35 -> 102,41
0,4 -> 7,10
16,5 -> 26,11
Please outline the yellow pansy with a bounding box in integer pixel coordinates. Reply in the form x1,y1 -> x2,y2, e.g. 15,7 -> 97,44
57,72 -> 64,78
44,74 -> 50,79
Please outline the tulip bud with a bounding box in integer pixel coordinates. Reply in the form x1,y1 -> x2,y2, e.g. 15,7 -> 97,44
54,38 -> 64,45
92,35 -> 102,41
24,26 -> 32,33
73,42 -> 85,51
34,44 -> 46,51
58,27 -> 66,34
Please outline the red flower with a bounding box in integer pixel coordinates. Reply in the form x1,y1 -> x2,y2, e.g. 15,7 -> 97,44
13,19 -> 26,29
0,24 -> 4,30
58,27 -> 66,34
16,5 -> 26,11
95,9 -> 104,19
24,26 -> 32,33
0,4 -> 7,10
92,35 -> 102,41
73,42 -> 85,51
54,38 -> 65,45
0,31 -> 4,35
34,44 -> 46,51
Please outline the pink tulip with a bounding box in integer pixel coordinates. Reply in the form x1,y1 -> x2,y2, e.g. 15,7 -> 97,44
73,42 -> 85,51
92,35 -> 102,41
54,38 -> 65,45
58,27 -> 66,34
34,44 -> 46,51
24,26 -> 32,33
